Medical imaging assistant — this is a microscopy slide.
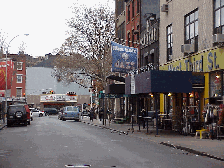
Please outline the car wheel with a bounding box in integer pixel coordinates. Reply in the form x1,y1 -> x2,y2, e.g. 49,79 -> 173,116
24,121 -> 27,126
62,118 -> 66,121
28,121 -> 30,125
31,117 -> 33,121
39,114 -> 43,117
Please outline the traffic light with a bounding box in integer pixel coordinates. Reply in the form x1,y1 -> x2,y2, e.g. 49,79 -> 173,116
23,93 -> 26,97
49,90 -> 54,94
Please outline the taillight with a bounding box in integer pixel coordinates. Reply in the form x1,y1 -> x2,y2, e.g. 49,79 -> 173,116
65,113 -> 67,115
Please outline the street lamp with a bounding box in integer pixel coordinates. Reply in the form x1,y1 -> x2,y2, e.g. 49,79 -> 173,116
3,34 -> 29,124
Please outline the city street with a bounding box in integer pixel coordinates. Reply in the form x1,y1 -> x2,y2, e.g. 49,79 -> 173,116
0,116 -> 224,168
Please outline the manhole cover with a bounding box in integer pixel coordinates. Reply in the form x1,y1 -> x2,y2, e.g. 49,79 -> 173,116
65,164 -> 91,167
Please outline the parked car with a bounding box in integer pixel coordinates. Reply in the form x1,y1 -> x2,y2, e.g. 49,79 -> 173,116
7,104 -> 29,127
31,109 -> 44,117
61,106 -> 80,121
82,110 -> 89,116
43,108 -> 58,116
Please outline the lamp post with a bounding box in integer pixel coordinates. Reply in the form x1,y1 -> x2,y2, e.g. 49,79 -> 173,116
3,34 -> 29,124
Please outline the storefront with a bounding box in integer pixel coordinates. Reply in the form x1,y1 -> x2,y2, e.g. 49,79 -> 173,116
40,94 -> 78,110
125,70 -> 193,133
159,47 -> 224,135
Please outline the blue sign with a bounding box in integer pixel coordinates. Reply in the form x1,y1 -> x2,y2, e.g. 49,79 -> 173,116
111,41 -> 138,73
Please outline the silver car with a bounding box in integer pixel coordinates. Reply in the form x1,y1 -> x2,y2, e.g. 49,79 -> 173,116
61,106 -> 80,122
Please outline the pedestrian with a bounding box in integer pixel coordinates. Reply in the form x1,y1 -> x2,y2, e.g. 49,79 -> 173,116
141,109 -> 146,129
89,110 -> 94,122
99,107 -> 103,121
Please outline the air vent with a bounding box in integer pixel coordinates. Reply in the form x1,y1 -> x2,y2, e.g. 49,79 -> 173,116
181,44 -> 195,53
161,4 -> 168,12
213,34 -> 224,43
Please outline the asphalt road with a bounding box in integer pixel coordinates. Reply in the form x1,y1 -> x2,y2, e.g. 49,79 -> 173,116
0,116 -> 224,168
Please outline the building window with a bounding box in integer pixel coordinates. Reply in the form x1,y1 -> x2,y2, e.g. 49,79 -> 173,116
214,0 -> 224,34
128,5 -> 130,21
167,24 -> 173,61
16,88 -> 22,97
127,32 -> 131,46
17,75 -> 22,83
184,9 -> 198,53
17,62 -> 23,70
132,0 -> 134,18
137,0 -> 140,14
132,30 -> 135,47
137,25 -> 140,41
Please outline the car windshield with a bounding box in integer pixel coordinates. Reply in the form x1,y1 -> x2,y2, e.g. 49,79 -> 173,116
66,107 -> 79,112
8,106 -> 25,114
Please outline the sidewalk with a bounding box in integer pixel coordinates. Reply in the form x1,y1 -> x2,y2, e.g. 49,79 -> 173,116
81,117 -> 224,162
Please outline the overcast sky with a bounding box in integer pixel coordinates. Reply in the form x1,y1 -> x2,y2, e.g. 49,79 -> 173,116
0,0 -> 114,57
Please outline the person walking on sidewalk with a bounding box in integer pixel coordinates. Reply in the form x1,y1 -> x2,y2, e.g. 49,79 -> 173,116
89,108 -> 94,122
141,109 -> 146,129
99,107 -> 103,121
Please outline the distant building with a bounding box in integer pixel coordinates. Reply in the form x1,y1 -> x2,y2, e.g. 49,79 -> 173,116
26,55 -> 90,109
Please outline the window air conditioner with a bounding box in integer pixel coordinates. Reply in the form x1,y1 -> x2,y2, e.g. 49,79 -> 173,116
213,34 -> 224,43
181,44 -> 195,53
161,4 -> 168,12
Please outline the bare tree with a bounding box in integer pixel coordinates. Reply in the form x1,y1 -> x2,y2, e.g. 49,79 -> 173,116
0,31 -> 7,58
53,4 -> 115,90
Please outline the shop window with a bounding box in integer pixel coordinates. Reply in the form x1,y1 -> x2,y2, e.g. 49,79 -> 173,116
210,72 -> 222,97
167,24 -> 173,62
17,75 -> 22,83
214,0 -> 224,34
184,9 -> 198,53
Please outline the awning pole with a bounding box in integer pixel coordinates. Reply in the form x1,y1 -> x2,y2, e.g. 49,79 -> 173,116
155,93 -> 158,135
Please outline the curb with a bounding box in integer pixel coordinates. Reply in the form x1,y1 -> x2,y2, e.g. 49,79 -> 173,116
160,142 -> 224,162
81,120 -> 224,162
0,124 -> 7,130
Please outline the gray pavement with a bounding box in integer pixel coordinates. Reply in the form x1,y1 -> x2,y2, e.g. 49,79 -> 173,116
81,116 -> 224,162
1,116 -> 224,162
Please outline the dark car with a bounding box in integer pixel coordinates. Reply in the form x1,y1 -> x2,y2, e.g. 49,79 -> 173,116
7,104 -> 28,127
43,108 -> 58,116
